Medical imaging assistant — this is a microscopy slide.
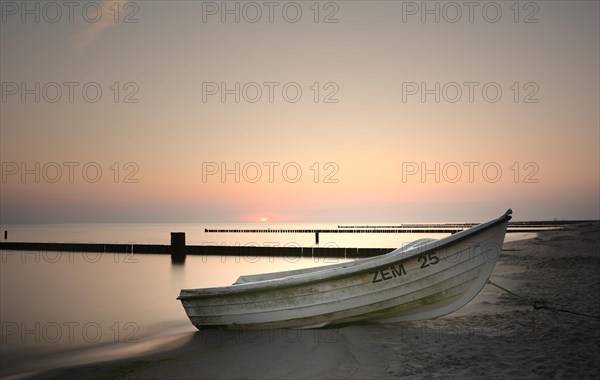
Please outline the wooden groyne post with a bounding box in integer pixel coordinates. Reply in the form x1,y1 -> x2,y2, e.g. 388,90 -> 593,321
171,232 -> 186,263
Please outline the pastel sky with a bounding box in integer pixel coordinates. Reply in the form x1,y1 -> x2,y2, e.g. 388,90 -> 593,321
1,1 -> 598,223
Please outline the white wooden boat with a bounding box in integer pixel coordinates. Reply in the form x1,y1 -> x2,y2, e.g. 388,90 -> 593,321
178,209 -> 512,329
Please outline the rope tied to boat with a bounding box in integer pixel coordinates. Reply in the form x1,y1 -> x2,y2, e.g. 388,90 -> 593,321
486,280 -> 600,320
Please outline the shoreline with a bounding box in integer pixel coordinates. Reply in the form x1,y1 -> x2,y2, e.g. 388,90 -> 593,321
20,223 -> 600,379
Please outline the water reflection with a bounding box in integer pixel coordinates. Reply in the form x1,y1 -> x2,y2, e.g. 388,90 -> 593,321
0,251 -> 350,378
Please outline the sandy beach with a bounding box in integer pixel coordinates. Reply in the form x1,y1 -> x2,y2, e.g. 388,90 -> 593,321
33,223 -> 600,379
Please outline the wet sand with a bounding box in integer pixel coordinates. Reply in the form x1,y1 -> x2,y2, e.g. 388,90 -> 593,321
35,223 -> 600,379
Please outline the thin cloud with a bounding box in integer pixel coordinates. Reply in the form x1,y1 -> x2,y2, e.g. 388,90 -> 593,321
75,0 -> 120,55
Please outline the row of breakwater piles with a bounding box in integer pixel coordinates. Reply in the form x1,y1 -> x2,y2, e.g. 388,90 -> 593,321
0,220 -> 584,261
0,236 -> 395,261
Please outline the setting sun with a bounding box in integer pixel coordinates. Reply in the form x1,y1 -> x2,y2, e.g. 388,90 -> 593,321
259,217 -> 268,222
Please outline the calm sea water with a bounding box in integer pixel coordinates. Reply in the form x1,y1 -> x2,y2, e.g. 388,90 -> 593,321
0,223 -> 532,378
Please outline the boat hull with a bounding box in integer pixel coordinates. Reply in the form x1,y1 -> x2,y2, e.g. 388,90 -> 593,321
178,210 -> 511,329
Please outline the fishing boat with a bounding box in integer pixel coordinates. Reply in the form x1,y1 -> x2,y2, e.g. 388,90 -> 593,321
177,209 -> 512,329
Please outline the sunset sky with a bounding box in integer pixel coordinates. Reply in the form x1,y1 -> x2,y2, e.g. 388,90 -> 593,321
1,1 -> 598,223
